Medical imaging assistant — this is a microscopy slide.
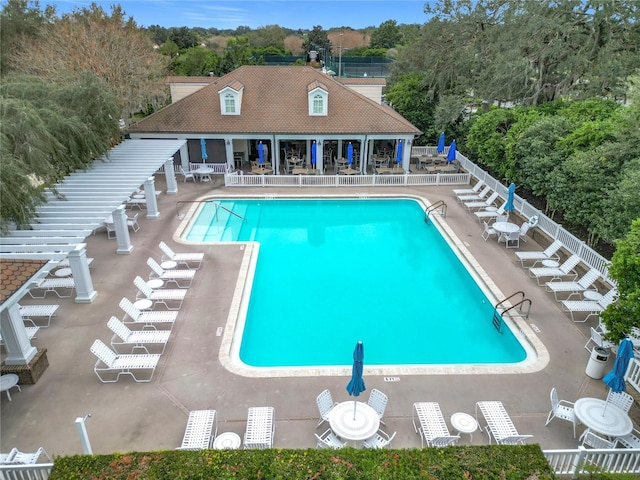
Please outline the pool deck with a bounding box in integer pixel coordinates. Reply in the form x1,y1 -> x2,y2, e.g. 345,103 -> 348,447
2,175 -> 634,458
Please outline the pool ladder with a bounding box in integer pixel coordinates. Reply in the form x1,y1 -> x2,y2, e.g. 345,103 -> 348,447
175,200 -> 246,223
424,201 -> 447,224
493,291 -> 532,333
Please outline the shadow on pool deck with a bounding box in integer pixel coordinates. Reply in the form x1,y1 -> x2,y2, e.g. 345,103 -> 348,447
1,175 -> 623,457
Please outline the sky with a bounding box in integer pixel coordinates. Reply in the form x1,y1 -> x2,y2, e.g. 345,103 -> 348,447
39,0 -> 433,30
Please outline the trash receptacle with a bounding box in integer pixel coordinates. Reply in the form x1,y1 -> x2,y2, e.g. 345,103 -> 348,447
585,347 -> 610,379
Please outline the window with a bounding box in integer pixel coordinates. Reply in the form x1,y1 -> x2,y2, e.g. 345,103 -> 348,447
312,94 -> 324,114
224,94 -> 236,114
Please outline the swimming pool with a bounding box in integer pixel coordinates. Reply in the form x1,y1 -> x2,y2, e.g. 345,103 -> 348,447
183,197 -> 541,375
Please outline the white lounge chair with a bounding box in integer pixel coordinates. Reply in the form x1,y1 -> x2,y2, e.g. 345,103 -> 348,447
1,447 -> 51,464
134,276 -> 186,310
545,387 -> 578,438
243,406 -> 275,449
314,428 -> 346,448
28,278 -> 75,299
464,191 -> 500,211
584,327 -> 615,352
561,289 -> 617,322
316,389 -> 337,427
545,268 -> 600,301
457,185 -> 491,203
362,428 -> 396,449
367,388 -> 388,425
515,240 -> 562,268
18,303 -> 59,327
0,326 -> 39,345
107,316 -> 171,354
119,297 -> 178,329
475,401 -> 533,445
453,180 -> 485,196
412,402 -> 460,448
178,410 -> 218,450
147,257 -> 196,288
159,241 -> 204,270
90,339 -> 161,383
474,202 -> 506,222
529,254 -> 580,286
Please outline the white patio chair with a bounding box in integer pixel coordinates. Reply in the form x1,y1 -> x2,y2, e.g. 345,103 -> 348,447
159,241 -> 204,270
482,221 -> 497,241
474,202 -> 506,222
544,387 -> 578,438
452,180 -> 485,196
561,288 -> 617,322
581,430 -> 615,449
134,276 -> 186,310
119,297 -> 178,329
457,185 -> 491,203
127,212 -> 141,233
367,388 -> 388,425
517,222 -> 530,243
243,406 -> 275,449
147,257 -> 196,288
529,254 -> 580,286
464,191 -> 500,211
515,240 -> 563,267
107,316 -> 171,354
178,165 -> 196,183
316,389 -> 337,427
362,428 -> 396,449
106,221 -> 116,239
546,268 -> 600,301
616,427 -> 640,449
90,339 -> 161,383
413,402 -> 460,448
314,428 -> 346,448
18,303 -> 59,327
502,229 -> 520,249
605,390 -> 634,413
584,327 -> 615,352
7,447 -> 51,464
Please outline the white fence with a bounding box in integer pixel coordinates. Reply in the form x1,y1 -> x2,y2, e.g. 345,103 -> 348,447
0,463 -> 53,479
544,447 -> 640,476
625,358 -> 640,393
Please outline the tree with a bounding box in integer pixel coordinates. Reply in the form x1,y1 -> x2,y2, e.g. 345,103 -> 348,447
369,20 -> 400,49
302,26 -> 331,57
171,47 -> 221,76
247,25 -> 286,49
168,26 -> 198,50
600,219 -> 640,343
10,3 -> 168,121
221,36 -> 252,73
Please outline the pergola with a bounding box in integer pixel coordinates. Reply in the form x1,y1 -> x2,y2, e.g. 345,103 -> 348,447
0,139 -> 186,370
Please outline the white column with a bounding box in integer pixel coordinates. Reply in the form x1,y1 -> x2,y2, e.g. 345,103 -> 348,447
0,302 -> 37,365
113,205 -> 133,254
315,140 -> 324,173
164,157 -> 178,195
180,143 -> 190,172
68,243 -> 97,303
225,139 -> 234,170
144,177 -> 159,219
402,139 -> 410,171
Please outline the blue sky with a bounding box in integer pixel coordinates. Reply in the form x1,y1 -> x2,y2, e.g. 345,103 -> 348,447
39,0 -> 432,29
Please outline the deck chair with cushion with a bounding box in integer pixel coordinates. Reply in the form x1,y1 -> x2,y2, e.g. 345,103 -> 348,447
18,303 -> 59,327
315,428 -> 346,448
545,268 -> 600,301
362,428 -> 396,449
90,339 -> 161,383
147,257 -> 196,288
528,254 -> 580,286
134,276 -> 186,310
159,241 -> 204,270
545,387 -> 578,438
464,191 -> 500,211
457,185 -> 491,203
515,240 -> 562,268
119,297 -> 178,330
107,316 -> 171,354
413,402 -> 460,448
452,180 -> 485,196
561,289 -> 617,322
316,389 -> 337,427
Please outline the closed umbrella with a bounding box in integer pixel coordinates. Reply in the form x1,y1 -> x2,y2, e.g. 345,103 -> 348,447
347,142 -> 353,166
437,132 -> 445,154
200,138 -> 208,162
447,139 -> 457,163
505,183 -> 516,218
258,142 -> 264,165
311,141 -> 317,168
346,341 -> 365,420
602,338 -> 634,415
396,140 -> 403,166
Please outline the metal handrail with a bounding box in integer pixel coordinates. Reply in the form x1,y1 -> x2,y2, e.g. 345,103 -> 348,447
175,200 -> 245,223
495,291 -> 532,320
424,200 -> 447,224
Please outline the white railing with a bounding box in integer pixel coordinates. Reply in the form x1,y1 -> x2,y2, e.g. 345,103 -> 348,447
0,463 -> 53,479
625,358 -> 640,393
544,447 -> 640,476
189,163 -> 228,174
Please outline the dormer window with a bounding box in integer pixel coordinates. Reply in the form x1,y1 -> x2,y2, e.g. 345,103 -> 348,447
218,80 -> 244,115
308,81 -> 328,116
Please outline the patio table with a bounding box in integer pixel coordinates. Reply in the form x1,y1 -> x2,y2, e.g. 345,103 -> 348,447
329,401 -> 379,444
574,398 -> 632,439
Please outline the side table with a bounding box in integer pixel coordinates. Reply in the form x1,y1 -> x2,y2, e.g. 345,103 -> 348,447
450,412 -> 478,442
0,374 -> 21,401
133,299 -> 153,311
213,432 -> 241,450
146,279 -> 164,289
161,260 -> 177,270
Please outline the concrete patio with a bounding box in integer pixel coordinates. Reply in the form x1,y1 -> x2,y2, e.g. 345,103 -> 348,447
1,174 -> 630,459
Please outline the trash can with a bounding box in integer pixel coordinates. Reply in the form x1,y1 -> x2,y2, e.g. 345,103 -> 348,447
585,347 -> 610,379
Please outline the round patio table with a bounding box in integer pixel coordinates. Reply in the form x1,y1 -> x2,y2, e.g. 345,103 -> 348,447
0,374 -> 21,401
574,397 -> 632,438
329,401 -> 379,444
492,222 -> 519,235
213,432 -> 241,450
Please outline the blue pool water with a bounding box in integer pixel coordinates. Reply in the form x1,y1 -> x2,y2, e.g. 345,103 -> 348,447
186,198 -> 527,367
